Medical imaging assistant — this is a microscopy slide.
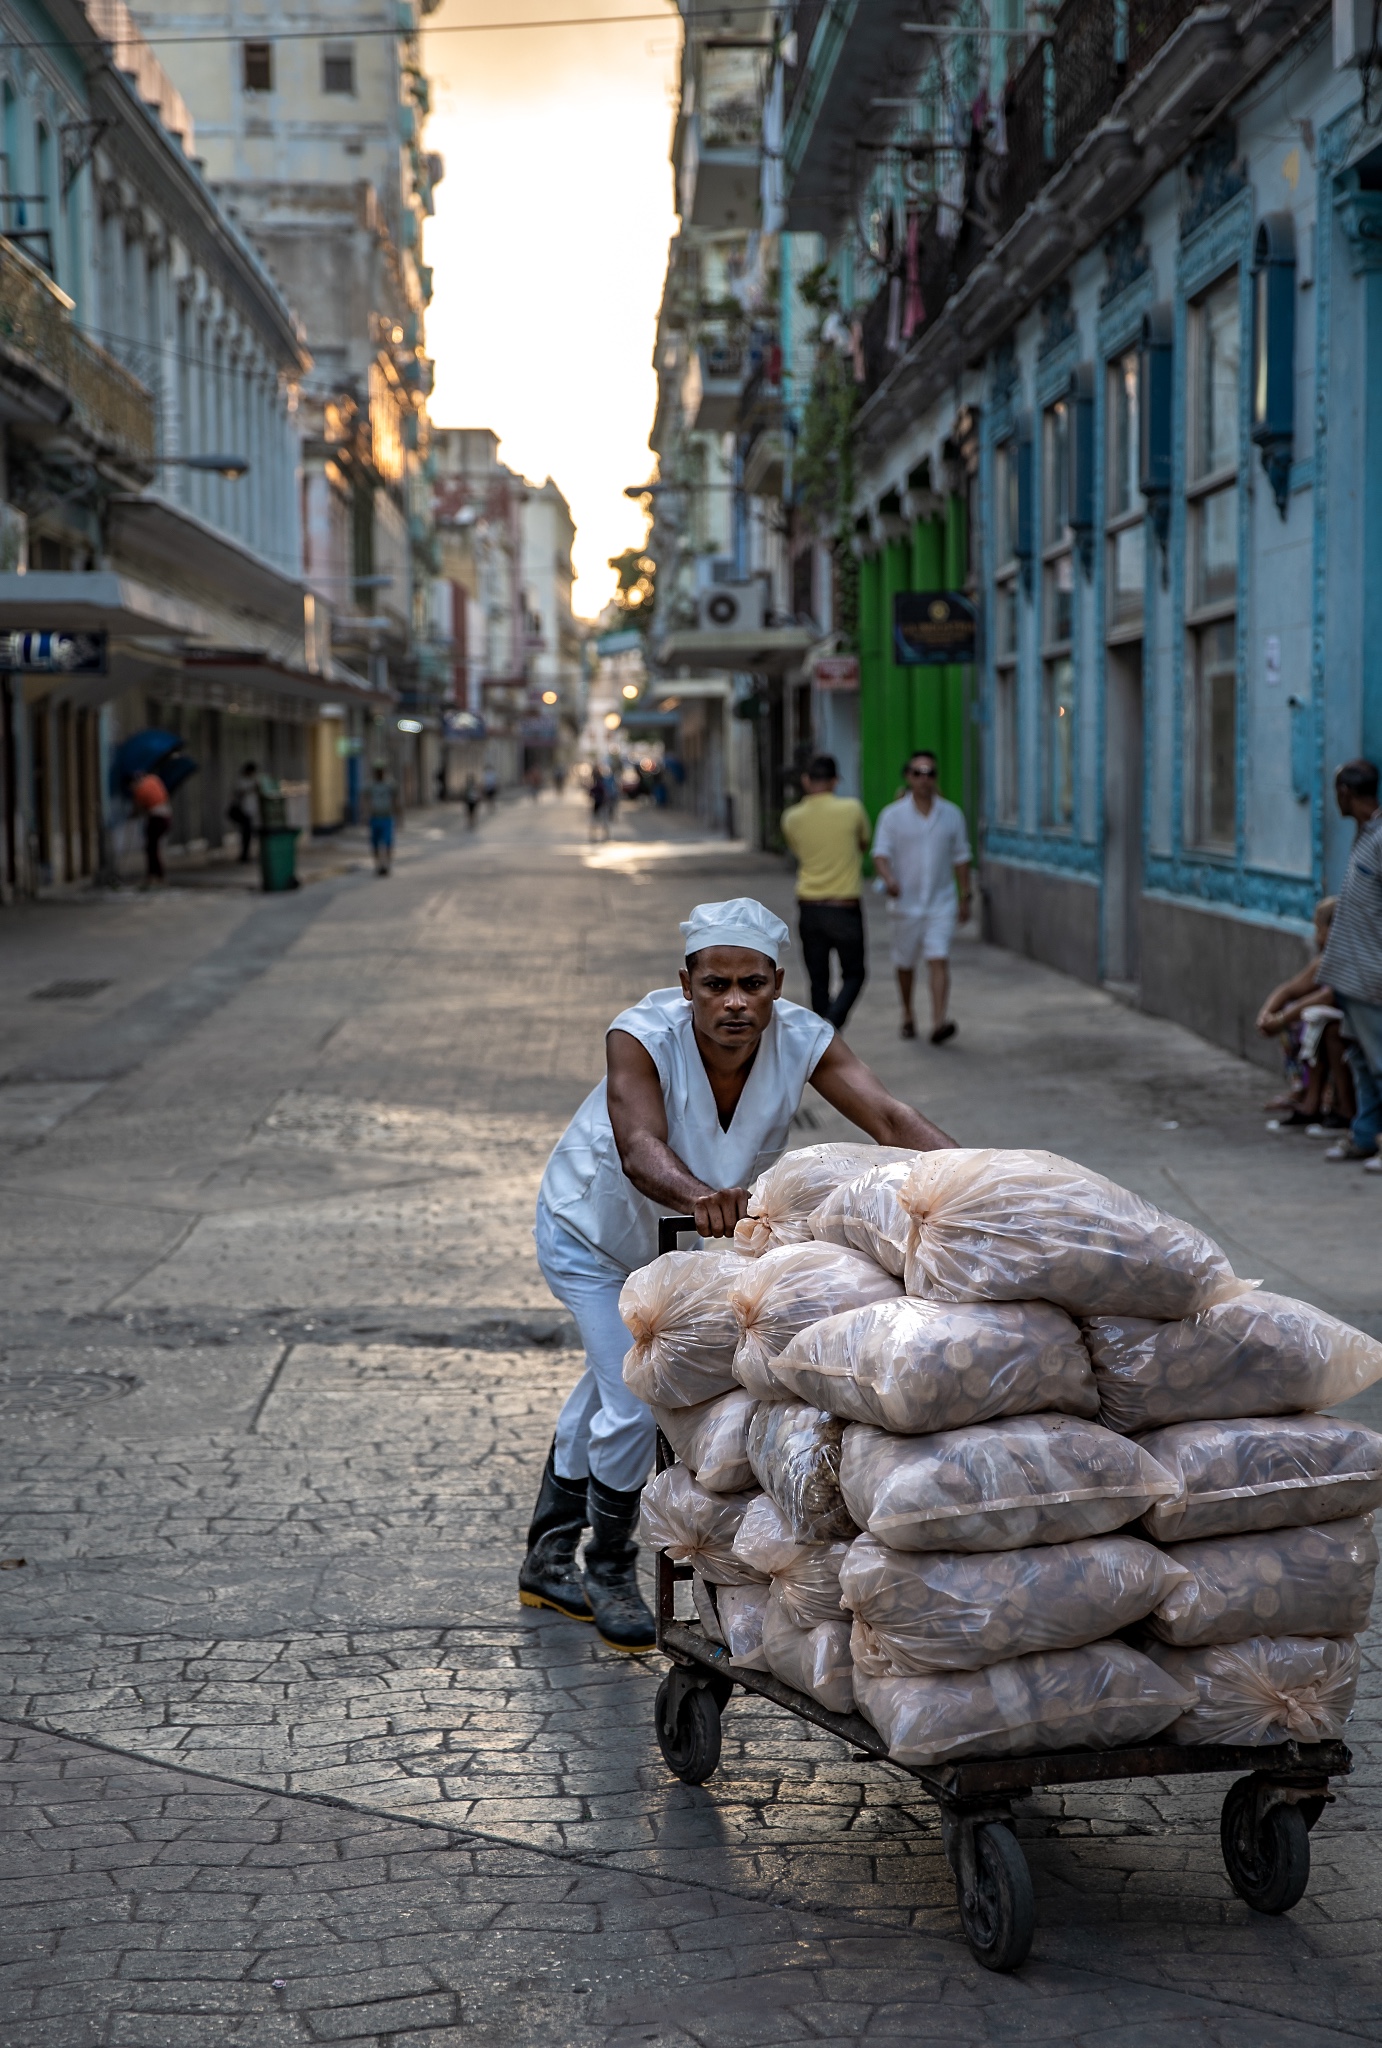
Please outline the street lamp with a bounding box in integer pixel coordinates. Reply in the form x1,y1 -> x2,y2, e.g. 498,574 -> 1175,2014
147,453 -> 250,479
620,683 -> 639,700
623,481 -> 739,498
541,689 -> 558,705
603,712 -> 621,730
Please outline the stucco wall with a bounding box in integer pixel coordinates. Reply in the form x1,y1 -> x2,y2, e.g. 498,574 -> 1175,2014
981,860 -> 1101,987
1140,895 -> 1311,1069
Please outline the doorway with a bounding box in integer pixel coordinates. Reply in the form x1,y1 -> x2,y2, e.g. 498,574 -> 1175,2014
1103,642 -> 1143,987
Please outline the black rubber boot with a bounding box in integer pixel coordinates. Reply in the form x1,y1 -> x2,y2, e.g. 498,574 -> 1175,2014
518,1443 -> 593,1621
584,1474 -> 656,1653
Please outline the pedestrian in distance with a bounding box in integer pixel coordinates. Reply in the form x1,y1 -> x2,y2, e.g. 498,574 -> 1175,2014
436,762 -> 448,804
132,769 -> 173,887
1320,759 -> 1382,1170
588,766 -> 610,843
226,760 -> 258,864
463,775 -> 481,830
518,895 -> 956,1652
482,766 -> 499,812
871,749 -> 973,1044
779,754 -> 872,1029
368,763 -> 398,876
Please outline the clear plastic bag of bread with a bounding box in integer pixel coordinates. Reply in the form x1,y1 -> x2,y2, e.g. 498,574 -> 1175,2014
852,1640 -> 1194,1766
1086,1290 -> 1382,1434
1147,1517 -> 1378,1647
638,1464 -> 766,1583
759,1582 -> 855,1713
840,1532 -> 1189,1674
734,1143 -> 916,1254
731,1493 -> 849,1625
651,1387 -> 758,1493
889,1147 -> 1239,1318
808,1158 -> 915,1274
729,1242 -> 903,1398
840,1412 -> 1180,1553
1138,1414 -> 1382,1544
1144,1634 -> 1361,1745
772,1296 -> 1097,1434
747,1399 -> 857,1542
692,1575 -> 771,1668
621,1248 -> 748,1407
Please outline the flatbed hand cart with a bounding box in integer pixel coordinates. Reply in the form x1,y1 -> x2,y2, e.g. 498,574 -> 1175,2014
648,1216 -> 1353,1973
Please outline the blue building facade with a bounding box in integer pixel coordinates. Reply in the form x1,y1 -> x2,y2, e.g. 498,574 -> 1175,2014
767,0 -> 1382,1062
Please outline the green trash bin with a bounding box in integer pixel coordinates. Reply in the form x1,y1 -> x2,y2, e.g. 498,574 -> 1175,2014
259,826 -> 300,892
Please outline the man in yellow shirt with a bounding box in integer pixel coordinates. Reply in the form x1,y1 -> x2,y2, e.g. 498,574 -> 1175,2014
780,755 -> 872,1028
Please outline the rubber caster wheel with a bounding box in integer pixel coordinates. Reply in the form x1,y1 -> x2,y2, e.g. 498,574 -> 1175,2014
955,1821 -> 1035,1972
654,1675 -> 722,1785
1220,1777 -> 1311,1913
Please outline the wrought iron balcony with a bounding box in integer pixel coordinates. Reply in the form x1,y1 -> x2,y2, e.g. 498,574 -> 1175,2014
0,238 -> 156,461
990,0 -> 1204,244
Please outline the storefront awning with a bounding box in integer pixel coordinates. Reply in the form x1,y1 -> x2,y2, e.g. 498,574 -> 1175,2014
0,569 -> 224,640
656,625 -> 814,675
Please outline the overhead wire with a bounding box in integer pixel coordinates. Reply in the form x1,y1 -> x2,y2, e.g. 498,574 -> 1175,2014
0,5 -> 719,56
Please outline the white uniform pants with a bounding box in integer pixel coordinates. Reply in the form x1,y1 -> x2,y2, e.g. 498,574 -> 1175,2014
535,1201 -> 655,1493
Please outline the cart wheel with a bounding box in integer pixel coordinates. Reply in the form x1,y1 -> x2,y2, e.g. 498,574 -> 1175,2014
954,1822 -> 1035,1972
1220,1777 -> 1311,1913
654,1675 -> 722,1785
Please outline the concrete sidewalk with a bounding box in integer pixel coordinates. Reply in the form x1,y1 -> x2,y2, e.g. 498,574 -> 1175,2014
0,789 -> 1378,2047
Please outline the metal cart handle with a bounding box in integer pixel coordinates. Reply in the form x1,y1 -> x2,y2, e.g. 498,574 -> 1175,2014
657,1213 -> 699,1258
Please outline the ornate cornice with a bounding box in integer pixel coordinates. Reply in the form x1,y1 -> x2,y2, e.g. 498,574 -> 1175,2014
1335,176 -> 1382,277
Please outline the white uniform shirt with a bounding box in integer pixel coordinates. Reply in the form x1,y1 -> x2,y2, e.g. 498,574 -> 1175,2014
538,986 -> 834,1273
871,795 -> 971,915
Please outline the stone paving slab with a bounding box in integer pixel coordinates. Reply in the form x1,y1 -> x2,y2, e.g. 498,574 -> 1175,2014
2,795 -> 1381,2042
3,1725 -> 1379,2048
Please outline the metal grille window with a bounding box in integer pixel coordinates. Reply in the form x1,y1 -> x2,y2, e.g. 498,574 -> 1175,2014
1042,401 -> 1074,828
993,437 -> 1020,824
1043,655 -> 1075,829
1106,349 -> 1144,638
323,43 -> 356,95
1186,273 -> 1240,851
242,41 -> 273,92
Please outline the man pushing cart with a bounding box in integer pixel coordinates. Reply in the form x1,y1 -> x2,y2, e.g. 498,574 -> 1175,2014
519,895 -> 954,1651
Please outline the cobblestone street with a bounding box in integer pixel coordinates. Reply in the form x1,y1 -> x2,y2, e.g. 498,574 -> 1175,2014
2,794 -> 1380,2047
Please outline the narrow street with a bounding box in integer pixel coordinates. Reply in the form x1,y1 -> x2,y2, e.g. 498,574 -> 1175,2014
1,795 -> 1379,2048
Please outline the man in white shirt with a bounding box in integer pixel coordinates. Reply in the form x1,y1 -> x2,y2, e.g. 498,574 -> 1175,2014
871,749 -> 973,1044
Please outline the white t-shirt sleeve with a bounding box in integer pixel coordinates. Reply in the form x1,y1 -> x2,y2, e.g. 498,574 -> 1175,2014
871,805 -> 896,862
947,804 -> 972,868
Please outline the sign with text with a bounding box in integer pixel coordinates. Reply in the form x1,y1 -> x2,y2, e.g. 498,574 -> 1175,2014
0,630 -> 107,674
892,592 -> 976,667
812,655 -> 860,691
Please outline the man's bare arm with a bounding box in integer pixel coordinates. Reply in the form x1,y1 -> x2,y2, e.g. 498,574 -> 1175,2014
808,1034 -> 957,1150
605,1029 -> 748,1237
873,852 -> 901,898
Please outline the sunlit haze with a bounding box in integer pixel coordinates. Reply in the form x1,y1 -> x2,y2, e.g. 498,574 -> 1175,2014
422,1 -> 680,618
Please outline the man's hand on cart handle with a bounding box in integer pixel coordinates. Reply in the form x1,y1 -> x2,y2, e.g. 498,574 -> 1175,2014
694,1187 -> 751,1238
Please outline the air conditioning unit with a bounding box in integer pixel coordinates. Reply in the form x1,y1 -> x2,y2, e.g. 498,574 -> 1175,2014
698,581 -> 764,633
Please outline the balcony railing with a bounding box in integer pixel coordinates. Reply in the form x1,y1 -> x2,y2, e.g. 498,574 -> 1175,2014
0,238 -> 156,460
990,0 -> 1199,242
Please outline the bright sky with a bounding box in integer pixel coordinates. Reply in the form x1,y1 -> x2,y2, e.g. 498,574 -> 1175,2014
422,1 -> 680,619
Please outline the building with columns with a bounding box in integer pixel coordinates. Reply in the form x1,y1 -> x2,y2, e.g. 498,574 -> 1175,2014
0,0 -> 386,897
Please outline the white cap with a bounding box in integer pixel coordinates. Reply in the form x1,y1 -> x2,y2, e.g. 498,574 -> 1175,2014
679,897 -> 790,964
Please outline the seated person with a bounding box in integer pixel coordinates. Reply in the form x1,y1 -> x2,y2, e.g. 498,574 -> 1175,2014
1256,896 -> 1354,1128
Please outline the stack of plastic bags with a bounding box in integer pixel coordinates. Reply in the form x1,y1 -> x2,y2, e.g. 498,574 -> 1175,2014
626,1142 -> 1382,1763
1085,1294 -> 1382,1744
